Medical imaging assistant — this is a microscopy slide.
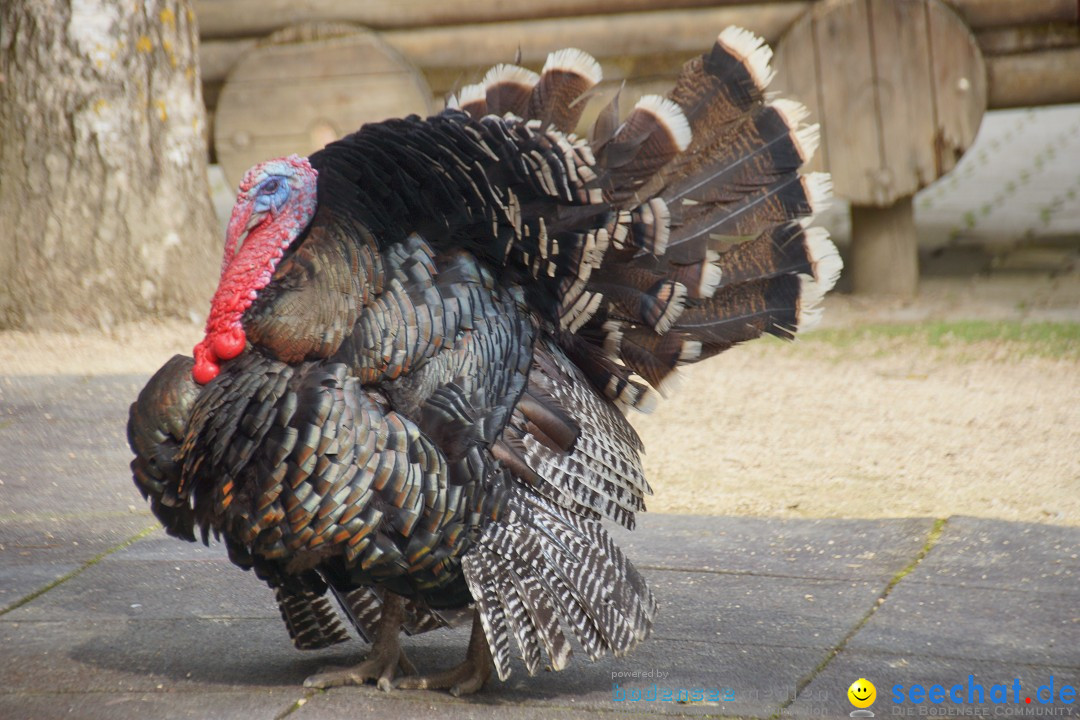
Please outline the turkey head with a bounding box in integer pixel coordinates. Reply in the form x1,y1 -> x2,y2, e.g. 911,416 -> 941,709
192,156 -> 318,384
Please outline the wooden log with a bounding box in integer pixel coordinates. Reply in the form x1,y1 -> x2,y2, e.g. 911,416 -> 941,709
195,0 -> 756,38
772,5 -> 827,173
195,0 -> 1080,39
946,0 -> 1078,30
976,23 -> 1080,56
199,6 -> 809,80
850,198 -> 919,297
380,6 -> 809,68
213,28 -> 432,187
571,55 -> 1080,114
926,0 -> 987,177
201,38 -> 1080,119
772,0 -> 985,207
810,0 -> 881,204
200,38 -> 254,83
986,47 -> 1080,108
872,0 -> 939,198
200,20 -> 1080,89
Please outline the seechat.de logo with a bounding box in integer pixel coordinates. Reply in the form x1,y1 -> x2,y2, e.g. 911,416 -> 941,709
849,678 -> 877,717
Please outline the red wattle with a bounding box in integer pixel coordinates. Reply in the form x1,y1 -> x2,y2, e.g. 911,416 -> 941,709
192,340 -> 221,385
213,328 -> 246,360
192,359 -> 220,385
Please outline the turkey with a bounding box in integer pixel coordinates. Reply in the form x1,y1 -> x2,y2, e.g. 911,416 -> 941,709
129,27 -> 840,695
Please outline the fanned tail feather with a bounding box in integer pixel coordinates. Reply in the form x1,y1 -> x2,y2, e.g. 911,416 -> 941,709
485,64 -> 540,118
462,487 -> 656,680
275,587 -> 351,650
329,585 -> 452,642
486,26 -> 842,408
528,48 -> 603,132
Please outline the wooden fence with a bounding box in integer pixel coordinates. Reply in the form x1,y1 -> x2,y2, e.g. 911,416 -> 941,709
194,0 -> 1080,295
197,0 -> 1080,123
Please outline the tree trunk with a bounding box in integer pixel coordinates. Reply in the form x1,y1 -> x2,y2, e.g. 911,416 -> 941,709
0,0 -> 219,330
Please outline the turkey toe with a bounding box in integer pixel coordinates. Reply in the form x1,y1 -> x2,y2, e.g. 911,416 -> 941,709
303,592 -> 414,691
395,610 -> 492,696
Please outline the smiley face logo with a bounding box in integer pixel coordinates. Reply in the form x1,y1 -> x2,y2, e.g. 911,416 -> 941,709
848,678 -> 876,709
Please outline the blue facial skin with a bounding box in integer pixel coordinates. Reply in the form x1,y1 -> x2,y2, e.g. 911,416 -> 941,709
254,175 -> 291,214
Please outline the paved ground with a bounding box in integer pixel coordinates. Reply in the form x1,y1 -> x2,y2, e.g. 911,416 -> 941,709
1,374 -> 1078,719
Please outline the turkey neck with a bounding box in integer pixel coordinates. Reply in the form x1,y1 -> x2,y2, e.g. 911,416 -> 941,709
243,209 -> 381,364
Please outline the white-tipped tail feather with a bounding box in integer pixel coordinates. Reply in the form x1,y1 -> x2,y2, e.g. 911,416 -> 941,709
680,339 -> 703,363
699,252 -> 724,298
794,123 -> 822,164
633,95 -> 692,152
601,320 -> 624,357
457,83 -> 486,107
652,281 -> 688,335
795,227 -> 842,333
805,226 -> 843,293
655,367 -> 685,398
802,172 -> 834,213
769,98 -> 820,163
543,48 -> 603,84
484,63 -> 540,91
769,97 -> 810,128
717,26 -> 776,90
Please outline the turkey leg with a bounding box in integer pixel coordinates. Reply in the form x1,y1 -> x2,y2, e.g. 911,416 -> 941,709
395,608 -> 492,696
303,592 -> 417,692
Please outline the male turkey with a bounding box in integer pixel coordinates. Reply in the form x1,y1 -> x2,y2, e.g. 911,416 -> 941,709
129,27 -> 840,695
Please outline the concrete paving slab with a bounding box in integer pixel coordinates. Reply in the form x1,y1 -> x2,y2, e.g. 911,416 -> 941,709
344,628 -> 824,717
610,515 -> 936,582
6,540 -> 882,650
3,557 -> 279,623
0,563 -> 82,611
0,617 -> 354,693
0,513 -> 154,612
0,374 -> 149,518
295,687 -> 709,720
845,579 -> 1080,668
913,516 -> 1080,593
0,690 -> 304,720
841,517 -> 1080,668
0,525 -> 887,716
647,570 -> 882,650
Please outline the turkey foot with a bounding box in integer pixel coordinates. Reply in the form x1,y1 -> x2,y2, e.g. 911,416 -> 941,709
395,609 -> 492,696
303,593 -> 417,692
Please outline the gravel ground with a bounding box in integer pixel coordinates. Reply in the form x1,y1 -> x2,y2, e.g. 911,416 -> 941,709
2,276 -> 1077,527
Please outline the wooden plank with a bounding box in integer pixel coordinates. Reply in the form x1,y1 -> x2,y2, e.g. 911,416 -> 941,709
213,29 -> 432,186
977,23 -> 1080,56
812,0 -> 882,206
196,0 -> 809,38
868,0 -> 938,201
198,6 -> 809,84
201,38 -> 255,83
946,0 -> 1078,30
987,47 -> 1080,108
195,0 -> 1080,39
770,4 -> 826,174
380,6 -> 809,70
927,0 -> 987,177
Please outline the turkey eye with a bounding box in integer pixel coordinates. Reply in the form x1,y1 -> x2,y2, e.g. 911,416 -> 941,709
260,179 -> 280,195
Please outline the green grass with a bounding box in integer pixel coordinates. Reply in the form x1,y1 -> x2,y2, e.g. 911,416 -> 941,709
799,320 -> 1080,360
